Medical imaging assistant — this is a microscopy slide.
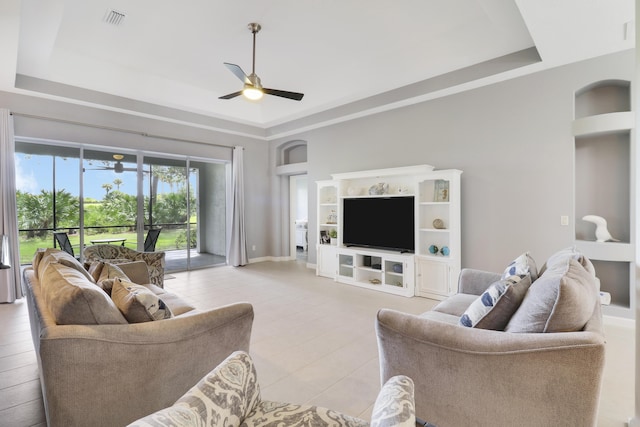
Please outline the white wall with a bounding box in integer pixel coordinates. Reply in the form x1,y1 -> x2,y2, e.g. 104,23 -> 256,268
271,49 -> 634,272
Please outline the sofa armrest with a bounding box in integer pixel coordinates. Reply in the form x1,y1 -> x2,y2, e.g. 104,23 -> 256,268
371,375 -> 415,427
457,268 -> 501,295
376,308 -> 605,427
38,302 -> 254,427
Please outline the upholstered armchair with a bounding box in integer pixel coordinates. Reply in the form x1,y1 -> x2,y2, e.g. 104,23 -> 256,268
129,351 -> 416,427
376,249 -> 606,427
83,244 -> 165,287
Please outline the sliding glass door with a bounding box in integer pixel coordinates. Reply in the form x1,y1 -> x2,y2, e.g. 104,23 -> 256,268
14,141 -> 228,271
82,149 -> 138,247
14,142 -> 81,263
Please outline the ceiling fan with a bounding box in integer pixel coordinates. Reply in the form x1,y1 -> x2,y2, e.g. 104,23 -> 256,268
219,23 -> 304,102
88,154 -> 139,173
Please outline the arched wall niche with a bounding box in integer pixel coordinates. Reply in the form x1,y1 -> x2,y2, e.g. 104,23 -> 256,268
277,140 -> 307,166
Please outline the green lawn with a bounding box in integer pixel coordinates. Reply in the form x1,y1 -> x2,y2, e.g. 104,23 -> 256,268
18,229 -> 187,264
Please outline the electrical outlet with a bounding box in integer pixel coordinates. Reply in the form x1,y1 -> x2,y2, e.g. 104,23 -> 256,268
252,245 -> 256,251
560,216 -> 569,226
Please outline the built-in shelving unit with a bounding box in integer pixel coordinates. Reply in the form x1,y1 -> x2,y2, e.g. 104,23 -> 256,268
415,170 -> 462,299
315,165 -> 462,299
316,180 -> 338,278
572,80 -> 635,317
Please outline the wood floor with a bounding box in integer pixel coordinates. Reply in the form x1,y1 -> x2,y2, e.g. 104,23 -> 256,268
0,260 -> 635,426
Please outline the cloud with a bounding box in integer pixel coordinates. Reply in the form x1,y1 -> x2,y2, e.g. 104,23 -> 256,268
15,156 -> 38,193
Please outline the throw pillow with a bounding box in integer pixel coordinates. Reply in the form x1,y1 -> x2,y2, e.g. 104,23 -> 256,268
505,258 -> 598,333
459,274 -> 532,330
87,261 -> 105,282
111,278 -> 173,323
539,246 -> 596,277
37,248 -> 95,283
501,252 -> 538,282
40,262 -> 127,325
97,263 -> 130,295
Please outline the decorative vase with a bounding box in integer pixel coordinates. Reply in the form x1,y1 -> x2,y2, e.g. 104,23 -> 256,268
368,183 -> 388,195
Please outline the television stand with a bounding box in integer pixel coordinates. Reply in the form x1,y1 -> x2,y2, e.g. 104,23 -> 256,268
335,247 -> 415,297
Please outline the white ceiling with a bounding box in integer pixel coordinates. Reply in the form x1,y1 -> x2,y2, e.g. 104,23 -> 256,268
0,0 -> 635,138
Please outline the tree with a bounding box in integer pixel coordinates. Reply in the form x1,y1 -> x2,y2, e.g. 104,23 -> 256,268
102,183 -> 113,195
16,189 -> 79,238
113,178 -> 123,190
98,190 -> 137,229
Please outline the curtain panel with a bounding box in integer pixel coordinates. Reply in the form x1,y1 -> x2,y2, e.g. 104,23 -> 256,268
228,146 -> 248,267
0,109 -> 23,302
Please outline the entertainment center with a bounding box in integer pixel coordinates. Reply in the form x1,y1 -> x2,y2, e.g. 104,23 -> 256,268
316,165 -> 462,299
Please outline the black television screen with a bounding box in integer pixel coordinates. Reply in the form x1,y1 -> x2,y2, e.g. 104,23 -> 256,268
342,196 -> 415,252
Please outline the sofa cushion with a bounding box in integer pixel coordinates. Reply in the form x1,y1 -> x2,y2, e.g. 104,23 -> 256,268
418,310 -> 462,326
501,252 -> 538,282
97,263 -> 130,295
37,248 -> 95,283
142,283 -> 196,316
111,278 -> 173,323
459,275 -> 532,330
40,262 -> 127,325
242,401 -> 368,427
505,258 -> 598,333
432,293 -> 478,317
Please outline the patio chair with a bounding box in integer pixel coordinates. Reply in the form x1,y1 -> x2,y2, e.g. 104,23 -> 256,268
144,228 -> 162,252
53,232 -> 78,258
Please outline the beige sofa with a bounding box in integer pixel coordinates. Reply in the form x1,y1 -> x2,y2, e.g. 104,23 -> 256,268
129,351 -> 416,427
23,248 -> 254,427
376,248 -> 605,427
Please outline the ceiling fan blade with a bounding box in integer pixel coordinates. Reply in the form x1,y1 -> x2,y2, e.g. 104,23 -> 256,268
263,88 -> 304,101
219,90 -> 244,100
223,63 -> 251,85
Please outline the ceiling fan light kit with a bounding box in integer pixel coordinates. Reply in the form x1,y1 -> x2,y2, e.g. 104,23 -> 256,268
219,22 -> 304,102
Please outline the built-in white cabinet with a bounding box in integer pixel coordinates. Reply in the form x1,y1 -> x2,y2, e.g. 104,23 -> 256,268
336,247 -> 415,297
316,180 -> 339,278
572,80 -> 634,318
315,165 -> 462,299
316,244 -> 337,278
415,170 -> 462,299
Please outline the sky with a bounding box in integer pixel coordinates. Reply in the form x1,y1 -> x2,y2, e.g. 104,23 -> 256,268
15,153 -> 187,200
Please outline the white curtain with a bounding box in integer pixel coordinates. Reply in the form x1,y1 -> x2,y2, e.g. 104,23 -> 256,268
0,109 -> 22,302
228,146 -> 248,266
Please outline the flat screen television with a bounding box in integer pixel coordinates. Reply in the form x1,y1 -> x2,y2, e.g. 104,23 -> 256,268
342,196 -> 415,253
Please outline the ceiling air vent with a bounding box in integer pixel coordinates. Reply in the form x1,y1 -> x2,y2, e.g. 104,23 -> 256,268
103,9 -> 126,26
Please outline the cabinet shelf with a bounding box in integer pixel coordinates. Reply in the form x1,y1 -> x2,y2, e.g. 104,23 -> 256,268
419,201 -> 451,206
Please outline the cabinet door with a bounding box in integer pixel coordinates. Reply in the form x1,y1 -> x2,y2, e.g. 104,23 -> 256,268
317,245 -> 337,278
416,259 -> 450,299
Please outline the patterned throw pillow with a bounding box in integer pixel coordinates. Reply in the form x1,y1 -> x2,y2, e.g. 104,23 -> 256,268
97,263 -> 130,295
459,275 -> 532,330
111,278 -> 173,323
501,252 -> 538,282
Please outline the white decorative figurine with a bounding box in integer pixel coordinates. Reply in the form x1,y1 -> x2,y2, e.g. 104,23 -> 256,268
582,215 -> 620,242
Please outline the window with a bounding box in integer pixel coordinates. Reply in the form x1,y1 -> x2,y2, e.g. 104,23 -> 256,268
15,141 -> 228,271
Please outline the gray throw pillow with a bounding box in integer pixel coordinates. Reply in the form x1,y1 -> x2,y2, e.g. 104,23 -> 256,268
459,275 -> 532,330
505,258 -> 598,333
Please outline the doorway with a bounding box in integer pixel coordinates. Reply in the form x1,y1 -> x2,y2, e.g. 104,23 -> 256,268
289,175 -> 308,263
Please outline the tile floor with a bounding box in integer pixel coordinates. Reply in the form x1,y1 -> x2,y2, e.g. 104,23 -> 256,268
0,260 -> 636,426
